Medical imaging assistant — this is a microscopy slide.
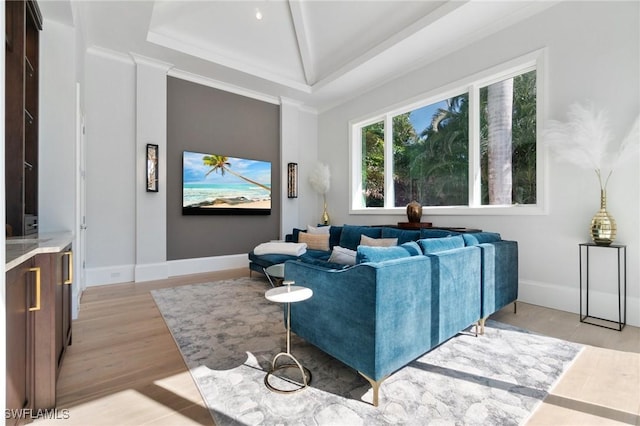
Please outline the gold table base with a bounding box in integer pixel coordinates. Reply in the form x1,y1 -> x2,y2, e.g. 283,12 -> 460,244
264,352 -> 312,393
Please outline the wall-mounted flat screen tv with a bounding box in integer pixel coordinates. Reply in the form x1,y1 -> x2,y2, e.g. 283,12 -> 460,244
182,150 -> 271,215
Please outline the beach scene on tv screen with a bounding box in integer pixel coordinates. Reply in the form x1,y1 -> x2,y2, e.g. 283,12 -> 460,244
183,151 -> 271,210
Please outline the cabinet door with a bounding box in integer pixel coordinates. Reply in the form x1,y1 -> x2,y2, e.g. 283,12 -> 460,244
59,246 -> 73,369
6,258 -> 36,425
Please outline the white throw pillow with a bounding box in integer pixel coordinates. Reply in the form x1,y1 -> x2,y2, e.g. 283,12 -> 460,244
328,246 -> 357,265
307,225 -> 330,234
360,234 -> 398,247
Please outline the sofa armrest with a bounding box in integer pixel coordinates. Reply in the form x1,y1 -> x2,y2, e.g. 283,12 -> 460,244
477,240 -> 519,318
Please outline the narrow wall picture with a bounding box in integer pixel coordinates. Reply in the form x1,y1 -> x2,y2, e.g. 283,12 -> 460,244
147,143 -> 159,192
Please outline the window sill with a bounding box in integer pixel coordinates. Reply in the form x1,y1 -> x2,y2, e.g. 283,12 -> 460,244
349,204 -> 547,216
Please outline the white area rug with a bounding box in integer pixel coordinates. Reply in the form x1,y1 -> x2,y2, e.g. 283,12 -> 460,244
151,277 -> 583,425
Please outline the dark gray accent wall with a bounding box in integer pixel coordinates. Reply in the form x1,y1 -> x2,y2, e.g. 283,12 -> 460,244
167,77 -> 280,260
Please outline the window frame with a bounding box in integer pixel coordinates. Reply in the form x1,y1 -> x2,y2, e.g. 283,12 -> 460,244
349,49 -> 547,216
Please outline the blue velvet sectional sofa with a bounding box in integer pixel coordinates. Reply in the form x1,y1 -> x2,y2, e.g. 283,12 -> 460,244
248,225 -> 518,406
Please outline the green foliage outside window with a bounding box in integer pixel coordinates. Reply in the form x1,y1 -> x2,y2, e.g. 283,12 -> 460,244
362,121 -> 385,207
479,70 -> 537,205
360,68 -> 537,209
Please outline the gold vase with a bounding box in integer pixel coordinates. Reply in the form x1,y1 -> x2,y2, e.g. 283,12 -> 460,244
321,198 -> 330,225
590,189 -> 616,246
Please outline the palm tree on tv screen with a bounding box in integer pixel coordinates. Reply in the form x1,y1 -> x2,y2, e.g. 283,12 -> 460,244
202,155 -> 271,193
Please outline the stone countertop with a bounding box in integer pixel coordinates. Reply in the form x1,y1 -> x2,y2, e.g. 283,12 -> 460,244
5,232 -> 74,271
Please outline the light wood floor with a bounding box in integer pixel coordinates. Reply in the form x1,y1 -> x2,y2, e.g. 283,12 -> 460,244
35,268 -> 639,425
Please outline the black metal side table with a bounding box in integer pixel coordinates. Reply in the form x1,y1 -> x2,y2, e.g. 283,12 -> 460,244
579,242 -> 627,331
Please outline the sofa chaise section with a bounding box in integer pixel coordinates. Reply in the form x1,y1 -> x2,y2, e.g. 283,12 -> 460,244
284,245 -> 482,406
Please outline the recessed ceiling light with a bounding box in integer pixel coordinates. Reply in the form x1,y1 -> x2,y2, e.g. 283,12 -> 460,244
255,8 -> 263,20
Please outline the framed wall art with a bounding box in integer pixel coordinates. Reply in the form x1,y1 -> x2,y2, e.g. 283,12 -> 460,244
146,143 -> 159,192
182,150 -> 271,215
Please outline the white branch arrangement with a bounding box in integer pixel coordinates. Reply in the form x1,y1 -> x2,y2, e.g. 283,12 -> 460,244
309,162 -> 331,195
544,102 -> 639,190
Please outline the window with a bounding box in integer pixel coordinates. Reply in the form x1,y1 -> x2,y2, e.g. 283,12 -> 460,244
479,70 -> 537,206
351,51 -> 543,214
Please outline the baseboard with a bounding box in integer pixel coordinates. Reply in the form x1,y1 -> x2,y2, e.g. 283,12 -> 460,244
85,264 -> 135,286
167,254 -> 248,277
85,254 -> 249,286
519,279 -> 639,327
135,262 -> 169,282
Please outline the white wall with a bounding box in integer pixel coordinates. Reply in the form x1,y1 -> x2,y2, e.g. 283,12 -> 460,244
297,108 -> 320,227
84,49 -> 137,285
39,18 -> 81,316
83,49 -> 318,284
316,2 -> 640,326
280,101 -> 320,234
39,20 -> 76,235
133,56 -> 171,282
280,98 -> 302,238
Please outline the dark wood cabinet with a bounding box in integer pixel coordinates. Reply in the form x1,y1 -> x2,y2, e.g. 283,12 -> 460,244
33,245 -> 73,409
5,257 -> 37,426
5,244 -> 73,419
5,0 -> 42,236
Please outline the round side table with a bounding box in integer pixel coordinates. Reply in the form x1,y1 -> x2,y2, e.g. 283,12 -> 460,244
264,281 -> 313,393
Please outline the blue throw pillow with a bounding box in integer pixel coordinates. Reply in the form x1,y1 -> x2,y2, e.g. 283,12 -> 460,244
418,235 -> 465,254
462,232 -> 502,245
339,225 -> 382,251
381,228 -> 421,244
356,242 -> 422,264
400,241 -> 422,256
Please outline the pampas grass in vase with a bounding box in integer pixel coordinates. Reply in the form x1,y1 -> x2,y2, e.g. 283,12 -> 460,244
544,102 -> 639,245
309,162 -> 331,225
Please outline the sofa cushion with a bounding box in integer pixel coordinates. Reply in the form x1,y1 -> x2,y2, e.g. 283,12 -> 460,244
356,241 -> 422,264
297,256 -> 351,270
418,235 -> 465,254
328,246 -> 357,265
381,228 -> 421,244
462,232 -> 502,245
298,232 -> 330,251
328,225 -> 343,249
420,228 -> 461,239
360,234 -> 398,247
303,249 -> 333,260
339,225 -> 382,250
248,251 -> 299,269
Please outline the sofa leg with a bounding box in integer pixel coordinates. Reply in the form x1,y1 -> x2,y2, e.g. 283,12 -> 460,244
514,301 -> 517,314
477,318 -> 487,335
358,372 -> 388,407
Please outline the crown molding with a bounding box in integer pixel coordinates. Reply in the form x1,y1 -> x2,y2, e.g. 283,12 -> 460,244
168,68 -> 281,105
86,45 -> 134,65
130,53 -> 174,72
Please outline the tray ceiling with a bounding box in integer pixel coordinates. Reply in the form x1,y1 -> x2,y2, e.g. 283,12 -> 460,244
39,0 -> 556,110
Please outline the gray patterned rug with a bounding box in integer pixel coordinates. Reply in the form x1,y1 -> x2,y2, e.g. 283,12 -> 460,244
151,277 -> 583,426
